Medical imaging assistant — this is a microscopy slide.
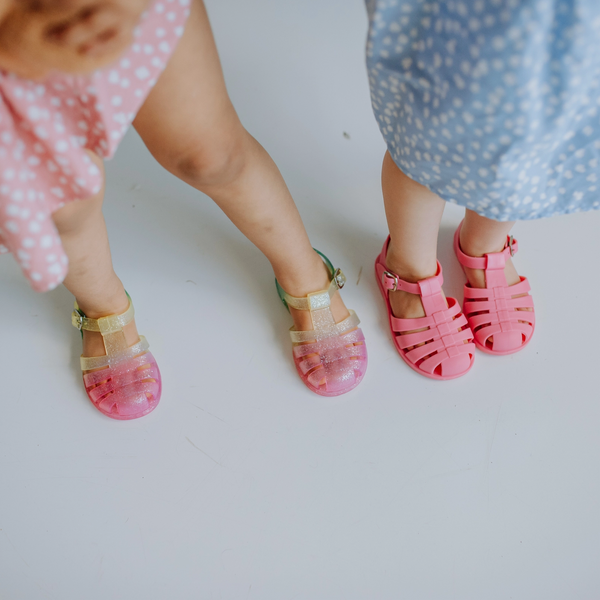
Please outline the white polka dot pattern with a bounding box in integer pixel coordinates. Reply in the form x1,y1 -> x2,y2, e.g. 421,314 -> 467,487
0,0 -> 189,292
366,0 -> 600,221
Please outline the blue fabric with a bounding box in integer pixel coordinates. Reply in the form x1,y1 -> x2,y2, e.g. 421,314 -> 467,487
366,0 -> 600,220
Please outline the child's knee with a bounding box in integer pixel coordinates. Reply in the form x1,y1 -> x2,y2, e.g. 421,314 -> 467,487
159,130 -> 248,190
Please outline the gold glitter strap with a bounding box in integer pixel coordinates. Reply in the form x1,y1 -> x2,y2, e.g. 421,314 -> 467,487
79,336 -> 149,371
289,310 -> 360,343
72,297 -> 135,335
281,268 -> 347,311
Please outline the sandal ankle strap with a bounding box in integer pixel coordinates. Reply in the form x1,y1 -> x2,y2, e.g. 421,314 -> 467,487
380,263 -> 444,295
72,294 -> 135,334
377,236 -> 444,295
276,250 -> 346,312
455,233 -> 518,271
380,262 -> 447,315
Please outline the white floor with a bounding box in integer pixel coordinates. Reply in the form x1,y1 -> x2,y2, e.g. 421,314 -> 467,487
2,1 -> 600,599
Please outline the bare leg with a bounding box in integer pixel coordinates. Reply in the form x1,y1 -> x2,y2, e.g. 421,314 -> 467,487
380,151 -> 475,378
133,0 -> 349,336
382,151 -> 527,305
381,151 -> 447,322
52,152 -> 141,362
459,209 -> 520,288
381,150 -> 530,358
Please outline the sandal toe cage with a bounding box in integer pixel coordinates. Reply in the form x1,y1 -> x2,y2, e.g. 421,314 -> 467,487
72,295 -> 162,419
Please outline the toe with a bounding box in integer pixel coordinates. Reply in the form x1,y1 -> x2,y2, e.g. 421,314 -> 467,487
439,353 -> 472,378
320,357 -> 361,395
112,381 -> 159,418
491,331 -> 523,353
86,354 -> 162,419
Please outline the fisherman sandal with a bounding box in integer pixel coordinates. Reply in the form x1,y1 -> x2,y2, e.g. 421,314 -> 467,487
72,294 -> 162,419
375,236 -> 475,380
276,251 -> 367,396
453,221 -> 535,355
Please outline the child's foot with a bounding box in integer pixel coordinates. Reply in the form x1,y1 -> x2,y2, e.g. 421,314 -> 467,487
375,237 -> 474,379
277,252 -> 367,396
287,259 -> 351,333
81,304 -> 141,361
459,236 -> 522,290
74,293 -> 161,419
384,259 -> 463,353
454,224 -> 535,354
461,250 -> 532,317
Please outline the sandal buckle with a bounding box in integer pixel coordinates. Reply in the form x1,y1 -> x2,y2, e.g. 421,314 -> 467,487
72,311 -> 83,331
333,268 -> 346,290
508,235 -> 515,257
382,270 -> 399,292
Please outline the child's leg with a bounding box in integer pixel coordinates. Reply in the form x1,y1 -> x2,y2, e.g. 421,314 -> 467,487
459,210 -> 520,288
52,152 -> 141,360
381,151 -> 446,321
381,150 -> 531,368
382,151 -> 526,312
379,151 -> 475,377
132,0 -> 349,334
55,152 -> 160,418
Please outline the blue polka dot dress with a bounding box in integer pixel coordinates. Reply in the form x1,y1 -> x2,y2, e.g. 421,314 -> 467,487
366,0 -> 600,221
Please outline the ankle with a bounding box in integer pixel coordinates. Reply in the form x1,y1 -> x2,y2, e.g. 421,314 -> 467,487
385,253 -> 437,284
75,280 -> 129,319
274,252 -> 330,297
459,231 -> 508,258
384,238 -> 438,284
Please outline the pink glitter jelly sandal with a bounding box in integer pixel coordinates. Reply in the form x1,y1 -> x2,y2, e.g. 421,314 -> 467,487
375,237 -> 475,380
72,294 -> 162,420
453,222 -> 535,355
276,251 -> 367,397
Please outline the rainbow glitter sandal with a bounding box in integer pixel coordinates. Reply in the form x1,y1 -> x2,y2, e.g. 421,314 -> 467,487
276,251 -> 367,396
72,295 -> 162,420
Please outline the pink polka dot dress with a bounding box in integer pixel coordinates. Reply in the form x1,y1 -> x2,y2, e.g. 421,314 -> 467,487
0,0 -> 189,292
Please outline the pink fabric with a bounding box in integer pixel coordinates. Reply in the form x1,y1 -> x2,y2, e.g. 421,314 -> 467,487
0,0 -> 189,292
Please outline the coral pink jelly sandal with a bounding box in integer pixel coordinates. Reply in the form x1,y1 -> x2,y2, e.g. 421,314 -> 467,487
276,250 -> 367,397
375,237 -> 475,380
72,294 -> 162,420
453,222 -> 535,355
